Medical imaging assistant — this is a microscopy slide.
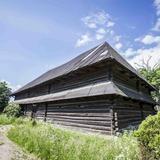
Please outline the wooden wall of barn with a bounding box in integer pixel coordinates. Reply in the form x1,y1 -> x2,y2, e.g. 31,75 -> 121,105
113,98 -> 155,131
21,97 -> 155,135
15,61 -> 153,102
112,63 -> 151,96
15,63 -> 110,100
21,99 -> 114,135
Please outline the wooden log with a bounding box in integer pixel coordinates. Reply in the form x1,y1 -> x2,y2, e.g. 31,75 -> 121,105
48,118 -> 111,126
47,108 -> 110,113
47,119 -> 111,131
46,112 -> 111,117
46,115 -> 112,121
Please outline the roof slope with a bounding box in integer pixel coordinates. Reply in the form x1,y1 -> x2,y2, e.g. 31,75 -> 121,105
13,42 -> 155,94
14,81 -> 155,104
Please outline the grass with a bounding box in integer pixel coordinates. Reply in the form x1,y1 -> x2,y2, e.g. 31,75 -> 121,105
0,114 -> 28,125
6,119 -> 140,160
0,114 -> 16,125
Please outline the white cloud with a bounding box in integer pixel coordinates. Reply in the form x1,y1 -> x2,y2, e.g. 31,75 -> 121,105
81,11 -> 114,29
96,28 -> 106,34
77,11 -> 115,47
134,37 -> 140,42
115,43 -> 123,50
95,28 -> 106,40
152,18 -> 160,31
128,0 -> 160,68
153,0 -> 160,31
141,35 -> 160,44
114,35 -> 121,42
128,45 -> 160,68
96,34 -> 104,40
154,0 -> 160,16
106,21 -> 115,27
76,34 -> 92,47
110,30 -> 114,35
123,48 -> 137,58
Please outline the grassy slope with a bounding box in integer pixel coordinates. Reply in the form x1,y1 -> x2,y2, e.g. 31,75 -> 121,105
0,115 -> 140,160
7,121 -> 140,160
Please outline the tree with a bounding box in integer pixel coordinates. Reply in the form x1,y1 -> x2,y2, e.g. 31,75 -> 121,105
138,59 -> 160,106
0,81 -> 11,111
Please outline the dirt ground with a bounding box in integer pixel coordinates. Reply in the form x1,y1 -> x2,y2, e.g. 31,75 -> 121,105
0,125 -> 38,160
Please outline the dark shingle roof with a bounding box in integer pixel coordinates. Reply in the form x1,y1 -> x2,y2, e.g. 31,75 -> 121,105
13,42 -> 156,94
14,81 -> 155,104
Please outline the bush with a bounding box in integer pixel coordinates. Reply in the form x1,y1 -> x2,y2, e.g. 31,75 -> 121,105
3,103 -> 21,117
7,120 -> 140,160
134,112 -> 160,159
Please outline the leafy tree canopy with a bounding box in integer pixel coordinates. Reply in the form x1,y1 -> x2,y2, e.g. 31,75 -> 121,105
0,81 -> 11,111
139,66 -> 160,104
139,67 -> 160,90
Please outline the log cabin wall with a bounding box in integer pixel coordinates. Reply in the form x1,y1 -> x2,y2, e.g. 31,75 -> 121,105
46,101 -> 112,134
112,62 -> 152,96
21,98 -> 114,135
23,104 -> 32,117
49,64 -> 110,94
15,62 -> 111,100
14,61 -> 153,101
15,92 -> 29,100
113,97 -> 155,131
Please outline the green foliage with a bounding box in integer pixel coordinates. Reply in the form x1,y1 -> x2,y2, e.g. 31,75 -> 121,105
3,103 -> 21,117
0,114 -> 26,125
139,67 -> 160,104
134,112 -> 160,159
0,114 -> 16,125
0,81 -> 11,111
7,120 -> 140,160
139,67 -> 160,89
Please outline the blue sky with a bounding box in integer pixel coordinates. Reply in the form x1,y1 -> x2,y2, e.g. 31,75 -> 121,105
0,0 -> 160,91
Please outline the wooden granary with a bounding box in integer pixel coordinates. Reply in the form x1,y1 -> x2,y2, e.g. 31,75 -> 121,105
12,42 -> 156,135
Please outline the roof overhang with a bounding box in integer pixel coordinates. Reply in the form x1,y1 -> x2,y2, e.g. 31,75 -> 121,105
14,81 -> 156,105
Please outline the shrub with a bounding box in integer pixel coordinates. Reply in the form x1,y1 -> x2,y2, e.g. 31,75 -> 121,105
7,120 -> 140,160
134,112 -> 160,159
3,103 -> 21,117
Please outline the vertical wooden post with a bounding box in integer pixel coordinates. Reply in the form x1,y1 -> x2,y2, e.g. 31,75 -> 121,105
31,104 -> 34,119
44,103 -> 48,122
114,112 -> 118,132
110,107 -> 114,135
110,100 -> 117,135
31,104 -> 37,119
48,84 -> 51,94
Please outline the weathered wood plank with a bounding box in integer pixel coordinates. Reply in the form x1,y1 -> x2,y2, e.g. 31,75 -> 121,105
47,119 -> 111,131
46,112 -> 111,117
48,118 -> 111,126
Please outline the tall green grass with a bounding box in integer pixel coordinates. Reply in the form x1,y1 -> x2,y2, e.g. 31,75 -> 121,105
7,120 -> 140,160
0,114 -> 16,125
0,114 -> 28,125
